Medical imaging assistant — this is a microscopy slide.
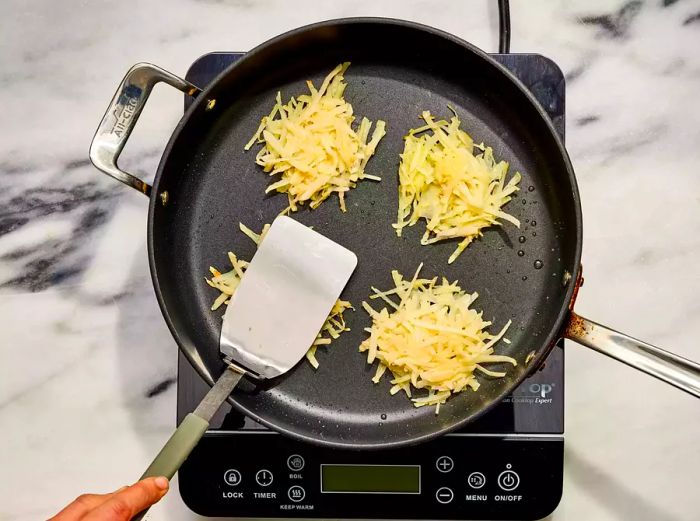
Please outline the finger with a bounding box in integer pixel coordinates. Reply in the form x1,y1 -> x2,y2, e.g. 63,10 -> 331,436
83,477 -> 169,520
48,490 -> 123,520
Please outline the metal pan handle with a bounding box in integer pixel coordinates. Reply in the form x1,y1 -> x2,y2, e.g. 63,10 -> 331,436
89,63 -> 201,196
564,312 -> 700,398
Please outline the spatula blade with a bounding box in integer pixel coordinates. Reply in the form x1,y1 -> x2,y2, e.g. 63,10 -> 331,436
220,216 -> 357,379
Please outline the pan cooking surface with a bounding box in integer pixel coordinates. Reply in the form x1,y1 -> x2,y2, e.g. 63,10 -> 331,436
149,20 -> 581,448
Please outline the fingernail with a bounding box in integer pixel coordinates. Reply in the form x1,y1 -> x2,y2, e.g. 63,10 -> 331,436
154,476 -> 169,490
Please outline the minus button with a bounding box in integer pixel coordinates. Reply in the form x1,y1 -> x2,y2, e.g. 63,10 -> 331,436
435,487 -> 454,504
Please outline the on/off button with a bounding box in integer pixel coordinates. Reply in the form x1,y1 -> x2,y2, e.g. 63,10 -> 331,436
497,464 -> 520,491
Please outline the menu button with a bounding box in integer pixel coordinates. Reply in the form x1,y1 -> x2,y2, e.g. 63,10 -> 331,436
468,472 -> 486,489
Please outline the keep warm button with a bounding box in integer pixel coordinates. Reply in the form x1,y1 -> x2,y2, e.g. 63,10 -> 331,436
497,464 -> 520,492
288,485 -> 305,503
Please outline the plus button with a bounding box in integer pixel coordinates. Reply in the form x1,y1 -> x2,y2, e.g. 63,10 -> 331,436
436,456 -> 454,473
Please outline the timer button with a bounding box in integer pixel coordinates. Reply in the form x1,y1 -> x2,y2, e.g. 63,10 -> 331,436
223,469 -> 241,487
288,485 -> 305,502
287,454 -> 305,471
436,456 -> 454,473
435,487 -> 454,504
497,464 -> 520,491
256,469 -> 273,487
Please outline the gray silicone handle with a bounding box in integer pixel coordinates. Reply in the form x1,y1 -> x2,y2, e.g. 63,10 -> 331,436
131,413 -> 209,521
132,367 -> 243,520
140,412 -> 209,479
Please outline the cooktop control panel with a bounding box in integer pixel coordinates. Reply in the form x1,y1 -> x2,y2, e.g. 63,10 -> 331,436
179,432 -> 563,519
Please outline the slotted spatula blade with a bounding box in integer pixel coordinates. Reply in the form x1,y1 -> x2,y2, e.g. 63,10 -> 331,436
133,216 -> 356,520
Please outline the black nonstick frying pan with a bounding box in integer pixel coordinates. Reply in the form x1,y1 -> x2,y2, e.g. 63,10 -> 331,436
90,18 -> 700,449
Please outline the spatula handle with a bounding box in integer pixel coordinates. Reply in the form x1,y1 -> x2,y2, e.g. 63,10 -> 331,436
129,414 -> 208,521
140,413 -> 210,481
132,366 -> 244,520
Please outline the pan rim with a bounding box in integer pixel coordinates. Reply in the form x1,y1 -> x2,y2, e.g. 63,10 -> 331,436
147,17 -> 583,449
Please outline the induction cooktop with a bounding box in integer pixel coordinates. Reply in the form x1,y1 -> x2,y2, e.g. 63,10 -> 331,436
175,51 -> 566,520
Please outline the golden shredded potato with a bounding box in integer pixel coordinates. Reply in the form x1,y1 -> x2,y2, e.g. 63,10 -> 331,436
245,62 -> 386,213
360,264 -> 516,413
205,223 -> 353,368
395,110 -> 521,263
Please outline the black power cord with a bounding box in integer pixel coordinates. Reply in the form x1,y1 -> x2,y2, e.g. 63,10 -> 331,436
498,0 -> 511,53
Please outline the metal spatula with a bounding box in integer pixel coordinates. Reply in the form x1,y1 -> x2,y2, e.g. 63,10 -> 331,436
134,216 -> 357,519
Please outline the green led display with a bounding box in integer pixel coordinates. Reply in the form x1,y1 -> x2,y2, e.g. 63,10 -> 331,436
321,465 -> 420,494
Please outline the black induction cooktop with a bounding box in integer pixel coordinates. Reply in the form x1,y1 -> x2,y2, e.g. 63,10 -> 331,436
176,51 -> 566,520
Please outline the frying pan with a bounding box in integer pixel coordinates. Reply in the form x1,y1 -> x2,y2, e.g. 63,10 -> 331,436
90,18 -> 700,449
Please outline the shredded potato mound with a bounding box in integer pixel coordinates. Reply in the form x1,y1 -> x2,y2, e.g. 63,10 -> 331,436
205,223 -> 353,368
244,62 -> 386,213
360,264 -> 516,413
394,110 -> 521,264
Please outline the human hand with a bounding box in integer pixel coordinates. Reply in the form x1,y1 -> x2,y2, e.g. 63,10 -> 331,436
49,477 -> 169,520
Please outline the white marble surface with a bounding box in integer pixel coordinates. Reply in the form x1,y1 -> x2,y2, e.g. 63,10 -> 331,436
1,0 -> 700,520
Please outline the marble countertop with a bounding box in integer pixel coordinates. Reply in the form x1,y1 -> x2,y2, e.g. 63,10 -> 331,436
1,0 -> 699,520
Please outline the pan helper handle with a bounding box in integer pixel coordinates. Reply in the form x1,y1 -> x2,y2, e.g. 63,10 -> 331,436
89,63 -> 201,196
565,312 -> 700,398
131,365 -> 244,521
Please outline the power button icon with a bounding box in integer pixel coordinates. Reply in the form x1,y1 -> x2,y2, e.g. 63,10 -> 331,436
497,464 -> 520,491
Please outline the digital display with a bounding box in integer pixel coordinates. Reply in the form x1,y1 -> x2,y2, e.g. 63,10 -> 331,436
321,465 -> 421,494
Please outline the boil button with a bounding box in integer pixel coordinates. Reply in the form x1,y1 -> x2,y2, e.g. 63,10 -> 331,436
287,454 -> 305,471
